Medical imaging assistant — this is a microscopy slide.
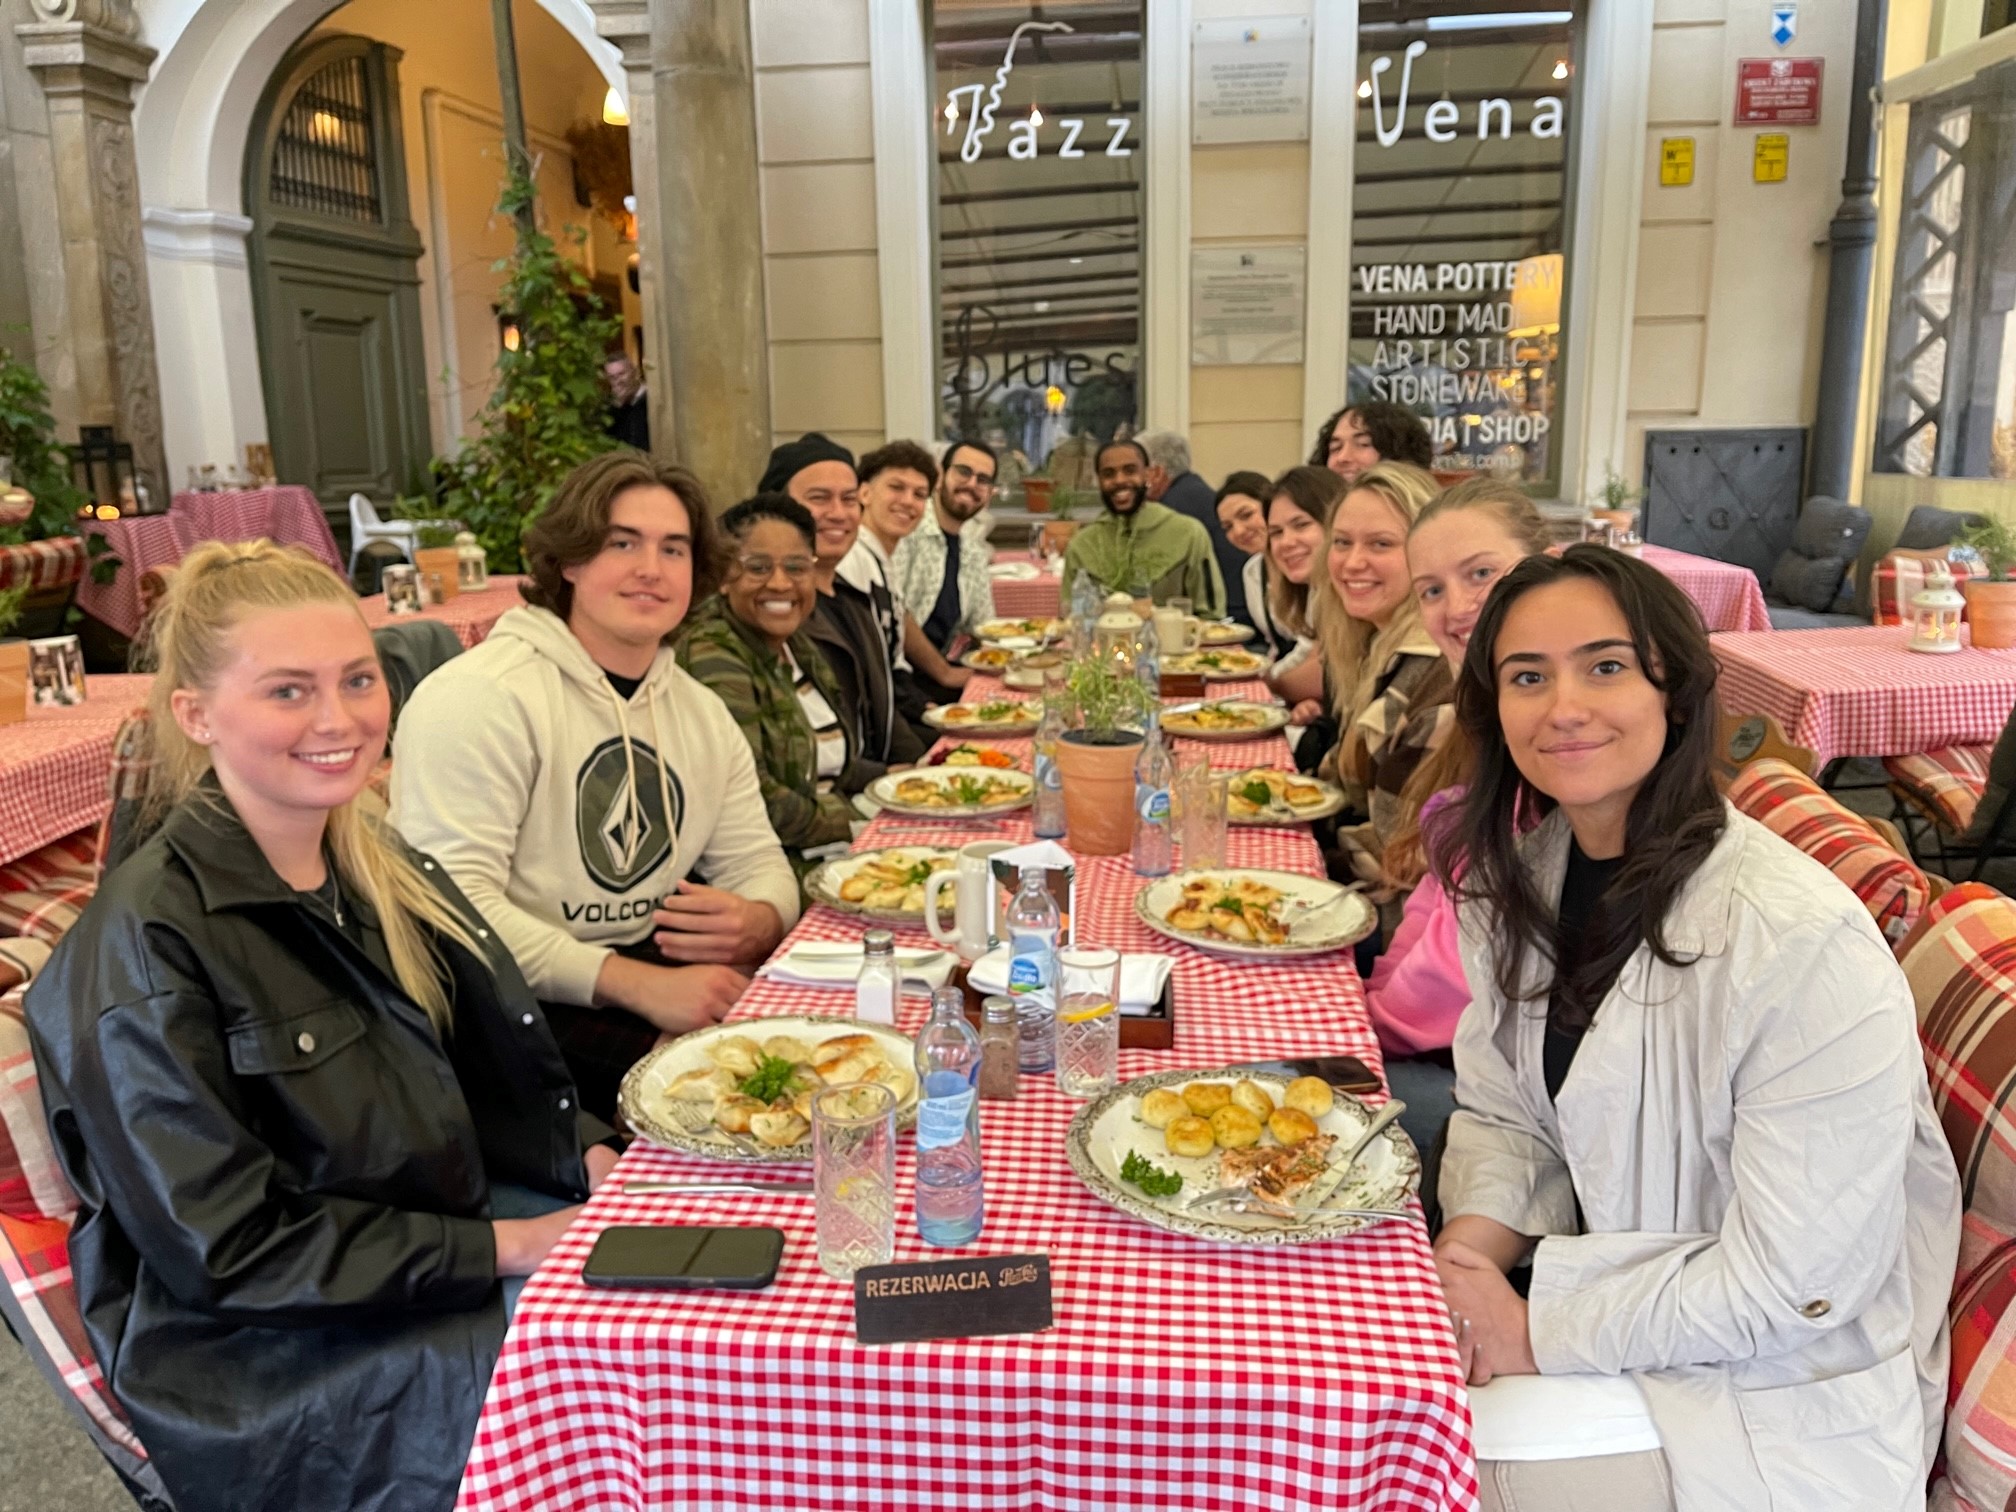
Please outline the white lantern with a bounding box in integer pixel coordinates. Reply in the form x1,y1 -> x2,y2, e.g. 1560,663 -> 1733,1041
1908,562 -> 1966,653
455,530 -> 488,591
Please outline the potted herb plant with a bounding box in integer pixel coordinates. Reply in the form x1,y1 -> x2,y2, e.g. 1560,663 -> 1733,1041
1037,489 -> 1089,561
1052,646 -> 1152,855
412,522 -> 463,604
0,584 -> 30,726
1957,516 -> 2016,649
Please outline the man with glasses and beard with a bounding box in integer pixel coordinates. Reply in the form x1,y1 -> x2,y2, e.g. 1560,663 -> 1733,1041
893,439 -> 1000,702
1063,439 -> 1226,617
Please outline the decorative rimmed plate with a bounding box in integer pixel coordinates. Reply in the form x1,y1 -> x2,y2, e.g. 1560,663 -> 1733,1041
976,617 -> 1064,644
1159,700 -> 1289,742
961,645 -> 1019,673
618,1015 -> 918,1162
1223,768 -> 1349,826
921,701 -> 1040,736
804,845 -> 959,922
1164,649 -> 1268,680
1201,622 -> 1256,645
869,766 -> 1034,817
1134,868 -> 1374,958
928,741 -> 1023,771
1065,1068 -> 1418,1244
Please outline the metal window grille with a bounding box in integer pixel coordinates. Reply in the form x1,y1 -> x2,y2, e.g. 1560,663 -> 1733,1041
1876,104 -> 1971,475
269,55 -> 382,223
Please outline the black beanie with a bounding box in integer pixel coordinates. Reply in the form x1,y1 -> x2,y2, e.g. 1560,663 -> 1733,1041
757,433 -> 856,495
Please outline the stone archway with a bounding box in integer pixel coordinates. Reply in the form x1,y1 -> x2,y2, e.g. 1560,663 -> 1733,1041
134,0 -> 624,488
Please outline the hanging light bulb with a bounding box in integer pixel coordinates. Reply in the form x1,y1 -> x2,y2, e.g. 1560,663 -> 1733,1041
1030,104 -> 1044,127
1044,385 -> 1067,414
1551,58 -> 1570,81
602,86 -> 629,126
945,97 -> 958,125
1356,78 -> 1371,100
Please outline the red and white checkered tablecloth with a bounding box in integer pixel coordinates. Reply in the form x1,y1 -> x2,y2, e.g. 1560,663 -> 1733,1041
991,554 -> 1063,619
1639,544 -> 1772,633
72,488 -> 344,637
0,673 -> 151,867
0,536 -> 87,594
359,576 -> 527,649
1713,625 -> 2016,768
458,698 -> 1478,1511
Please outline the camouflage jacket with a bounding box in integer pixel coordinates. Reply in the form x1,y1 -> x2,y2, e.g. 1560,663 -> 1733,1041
675,596 -> 855,866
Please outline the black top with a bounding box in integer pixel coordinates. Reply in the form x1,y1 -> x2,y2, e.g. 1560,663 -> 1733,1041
604,668 -> 644,702
921,533 -> 963,649
607,395 -> 649,451
1542,840 -> 1631,1102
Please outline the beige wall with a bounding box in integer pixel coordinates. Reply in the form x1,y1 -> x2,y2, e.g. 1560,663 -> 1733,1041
752,0 -> 886,470
315,0 -> 624,459
1623,0 -> 1856,482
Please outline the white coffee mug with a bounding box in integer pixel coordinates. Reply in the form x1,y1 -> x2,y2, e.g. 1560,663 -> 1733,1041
1153,607 -> 1203,652
925,840 -> 1016,959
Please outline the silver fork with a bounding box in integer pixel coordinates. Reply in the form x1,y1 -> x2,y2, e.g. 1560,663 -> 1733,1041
659,1099 -> 767,1155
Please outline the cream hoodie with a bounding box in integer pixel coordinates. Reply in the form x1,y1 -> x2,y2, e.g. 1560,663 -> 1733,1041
390,605 -> 802,1005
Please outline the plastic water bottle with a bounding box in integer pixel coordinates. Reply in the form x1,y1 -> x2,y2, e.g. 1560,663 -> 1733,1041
1031,673 -> 1067,839
914,985 -> 984,1247
1133,709 -> 1174,876
855,929 -> 898,1024
1005,865 -> 1060,1073
1134,605 -> 1161,696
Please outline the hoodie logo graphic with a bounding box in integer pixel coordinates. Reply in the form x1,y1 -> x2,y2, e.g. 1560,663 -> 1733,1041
575,736 -> 683,892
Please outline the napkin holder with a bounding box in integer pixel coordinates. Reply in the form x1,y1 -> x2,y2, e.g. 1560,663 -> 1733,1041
955,963 -> 1175,1051
1159,672 -> 1207,699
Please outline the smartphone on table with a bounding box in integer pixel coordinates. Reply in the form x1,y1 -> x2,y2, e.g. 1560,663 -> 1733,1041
582,1226 -> 785,1291
1232,1055 -> 1384,1095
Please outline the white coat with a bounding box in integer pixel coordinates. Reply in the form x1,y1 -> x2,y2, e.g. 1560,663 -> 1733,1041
1440,806 -> 1961,1511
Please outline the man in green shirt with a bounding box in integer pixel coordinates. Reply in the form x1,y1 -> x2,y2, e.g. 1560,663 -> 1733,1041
1062,439 -> 1227,617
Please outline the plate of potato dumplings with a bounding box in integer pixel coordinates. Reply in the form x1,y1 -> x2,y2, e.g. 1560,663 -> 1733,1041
1064,1068 -> 1419,1244
619,1016 -> 918,1162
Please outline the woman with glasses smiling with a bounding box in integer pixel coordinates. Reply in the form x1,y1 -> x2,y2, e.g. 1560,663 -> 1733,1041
678,495 -> 861,876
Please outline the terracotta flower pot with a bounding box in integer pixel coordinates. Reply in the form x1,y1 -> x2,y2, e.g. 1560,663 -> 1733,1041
1965,579 -> 2016,650
1055,729 -> 1143,855
413,546 -> 462,602
1022,478 -> 1055,515
1037,519 -> 1080,559
0,639 -> 29,727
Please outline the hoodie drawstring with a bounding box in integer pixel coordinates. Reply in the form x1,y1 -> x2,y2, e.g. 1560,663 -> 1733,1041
602,676 -> 681,891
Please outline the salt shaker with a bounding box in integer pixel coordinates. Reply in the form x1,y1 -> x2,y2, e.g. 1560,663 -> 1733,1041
978,995 -> 1020,1100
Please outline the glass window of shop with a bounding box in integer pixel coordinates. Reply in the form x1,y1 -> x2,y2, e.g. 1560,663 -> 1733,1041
931,1 -> 1143,507
1873,61 -> 2016,480
1346,2 -> 1579,490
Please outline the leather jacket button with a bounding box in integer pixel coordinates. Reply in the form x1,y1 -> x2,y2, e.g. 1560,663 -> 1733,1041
296,1031 -> 316,1054
559,1097 -> 571,1111
1800,1298 -> 1831,1319
522,1013 -> 535,1026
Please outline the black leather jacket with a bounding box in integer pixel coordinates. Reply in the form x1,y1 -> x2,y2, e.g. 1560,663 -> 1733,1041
26,795 -> 602,1512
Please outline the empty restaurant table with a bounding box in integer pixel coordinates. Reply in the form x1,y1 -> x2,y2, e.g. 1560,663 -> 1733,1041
456,677 -> 1477,1512
989,553 -> 1063,619
1638,544 -> 1773,633
0,673 -> 151,867
1713,625 -> 2016,770
358,574 -> 527,649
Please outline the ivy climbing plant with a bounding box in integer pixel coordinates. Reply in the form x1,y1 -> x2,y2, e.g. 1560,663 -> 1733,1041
433,161 -> 622,572
0,342 -> 89,545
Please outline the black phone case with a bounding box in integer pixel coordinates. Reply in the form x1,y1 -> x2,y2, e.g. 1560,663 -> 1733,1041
581,1226 -> 784,1291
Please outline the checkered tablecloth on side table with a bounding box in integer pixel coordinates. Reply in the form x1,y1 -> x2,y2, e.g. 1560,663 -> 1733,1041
458,804 -> 1477,1511
1713,626 -> 2016,768
358,577 -> 527,649
1639,544 -> 1772,633
990,556 -> 1062,619
0,675 -> 152,868
169,488 -> 343,573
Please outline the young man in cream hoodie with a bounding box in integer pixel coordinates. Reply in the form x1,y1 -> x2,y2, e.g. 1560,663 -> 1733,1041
392,452 -> 799,1117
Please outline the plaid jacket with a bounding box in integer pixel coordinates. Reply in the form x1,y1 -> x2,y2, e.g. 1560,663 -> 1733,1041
1332,628 -> 1455,916
675,596 -> 855,866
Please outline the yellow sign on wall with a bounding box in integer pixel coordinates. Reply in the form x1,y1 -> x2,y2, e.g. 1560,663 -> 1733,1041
1659,137 -> 1695,187
1753,132 -> 1789,183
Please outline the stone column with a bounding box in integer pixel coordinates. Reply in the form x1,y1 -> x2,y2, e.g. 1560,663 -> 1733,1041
589,0 -> 674,461
15,0 -> 168,504
649,0 -> 770,500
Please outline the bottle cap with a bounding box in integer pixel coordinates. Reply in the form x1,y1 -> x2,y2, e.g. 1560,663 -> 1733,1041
982,994 -> 1016,1021
863,928 -> 894,953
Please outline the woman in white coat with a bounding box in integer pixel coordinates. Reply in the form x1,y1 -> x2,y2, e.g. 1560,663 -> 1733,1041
1431,545 -> 1960,1511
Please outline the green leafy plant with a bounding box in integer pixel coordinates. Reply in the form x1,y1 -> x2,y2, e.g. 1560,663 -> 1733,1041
415,523 -> 461,551
1062,646 -> 1153,743
432,160 -> 621,572
1957,517 -> 2016,583
0,341 -> 89,543
0,583 -> 26,639
1053,489 -> 1096,523
1599,467 -> 1639,513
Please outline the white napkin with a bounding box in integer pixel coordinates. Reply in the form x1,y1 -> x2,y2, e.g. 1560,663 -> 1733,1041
1465,1374 -> 1662,1462
989,561 -> 1040,581
761,943 -> 956,993
966,947 -> 1172,1016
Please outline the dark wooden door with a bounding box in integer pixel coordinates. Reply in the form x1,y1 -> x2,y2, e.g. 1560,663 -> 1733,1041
247,37 -> 430,518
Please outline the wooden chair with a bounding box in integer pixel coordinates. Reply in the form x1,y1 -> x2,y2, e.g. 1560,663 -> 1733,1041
1715,711 -> 1816,784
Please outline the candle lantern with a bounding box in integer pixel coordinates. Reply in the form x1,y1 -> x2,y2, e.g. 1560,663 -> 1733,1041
455,530 -> 489,591
1908,562 -> 1967,654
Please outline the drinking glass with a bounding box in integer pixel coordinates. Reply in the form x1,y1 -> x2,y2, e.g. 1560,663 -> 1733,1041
1177,761 -> 1229,872
812,1082 -> 897,1279
1056,946 -> 1121,1098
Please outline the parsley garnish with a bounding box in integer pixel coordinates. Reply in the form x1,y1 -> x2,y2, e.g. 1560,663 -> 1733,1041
1121,1150 -> 1184,1198
740,1055 -> 801,1104
1240,779 -> 1273,808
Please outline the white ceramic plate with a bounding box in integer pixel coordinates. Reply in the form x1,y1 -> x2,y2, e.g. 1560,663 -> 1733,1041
1159,700 -> 1290,742
1222,768 -> 1349,826
869,766 -> 1034,816
1201,622 -> 1256,645
989,561 -> 1041,582
1065,1068 -> 1418,1245
961,646 -> 1018,673
1134,868 -> 1374,958
976,617 -> 1064,644
921,701 -> 1041,736
618,1015 -> 918,1162
1164,649 -> 1269,681
803,845 -> 959,921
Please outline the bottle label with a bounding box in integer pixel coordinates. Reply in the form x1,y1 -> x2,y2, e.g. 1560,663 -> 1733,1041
1034,751 -> 1061,791
1137,785 -> 1171,824
1007,948 -> 1050,994
917,1085 -> 977,1149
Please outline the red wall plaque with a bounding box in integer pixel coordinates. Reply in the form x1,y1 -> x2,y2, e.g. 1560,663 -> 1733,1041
1735,58 -> 1823,126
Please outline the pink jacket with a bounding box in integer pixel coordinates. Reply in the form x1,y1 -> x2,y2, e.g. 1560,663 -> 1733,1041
1363,789 -> 1469,1054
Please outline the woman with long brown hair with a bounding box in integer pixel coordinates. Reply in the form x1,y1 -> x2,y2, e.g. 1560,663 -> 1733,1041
27,541 -> 613,1512
1431,546 -> 1958,1510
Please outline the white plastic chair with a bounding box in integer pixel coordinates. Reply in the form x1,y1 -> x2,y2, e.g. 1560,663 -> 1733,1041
347,493 -> 461,578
